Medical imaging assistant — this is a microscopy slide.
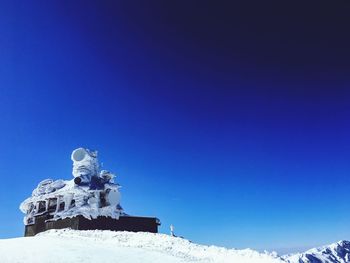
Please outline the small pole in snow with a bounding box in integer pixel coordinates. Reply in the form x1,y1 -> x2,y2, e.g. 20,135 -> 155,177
170,224 -> 175,237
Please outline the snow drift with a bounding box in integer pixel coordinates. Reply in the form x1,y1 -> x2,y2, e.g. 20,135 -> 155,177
0,229 -> 349,263
0,229 -> 282,263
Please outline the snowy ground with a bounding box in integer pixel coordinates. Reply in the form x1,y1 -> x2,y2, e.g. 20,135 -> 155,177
0,229 -> 283,263
1,229 -> 348,263
283,240 -> 350,263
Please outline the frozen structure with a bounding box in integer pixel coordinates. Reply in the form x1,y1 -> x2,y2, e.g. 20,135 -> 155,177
20,148 -> 160,236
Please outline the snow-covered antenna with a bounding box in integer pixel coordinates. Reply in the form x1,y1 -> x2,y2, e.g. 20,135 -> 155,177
71,147 -> 99,184
170,224 -> 175,237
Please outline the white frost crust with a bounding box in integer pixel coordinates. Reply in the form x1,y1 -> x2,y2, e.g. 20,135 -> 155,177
20,148 -> 124,225
20,179 -> 123,225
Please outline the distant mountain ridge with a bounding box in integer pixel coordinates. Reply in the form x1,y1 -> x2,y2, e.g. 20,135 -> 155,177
284,240 -> 350,263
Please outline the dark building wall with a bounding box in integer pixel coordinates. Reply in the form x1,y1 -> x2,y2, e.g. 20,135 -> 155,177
25,214 -> 55,237
25,215 -> 160,237
78,216 -> 159,233
46,217 -> 80,231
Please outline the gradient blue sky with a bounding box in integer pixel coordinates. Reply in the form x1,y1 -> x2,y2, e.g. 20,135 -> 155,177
1,1 -> 350,253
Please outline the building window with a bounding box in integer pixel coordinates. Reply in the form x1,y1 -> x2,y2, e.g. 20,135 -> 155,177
48,198 -> 57,213
27,203 -> 34,214
37,201 -> 46,213
70,199 -> 75,208
58,201 -> 65,212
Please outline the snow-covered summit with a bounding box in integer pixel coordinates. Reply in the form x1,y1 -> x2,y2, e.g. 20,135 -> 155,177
284,240 -> 350,263
0,229 -> 348,263
0,229 -> 283,263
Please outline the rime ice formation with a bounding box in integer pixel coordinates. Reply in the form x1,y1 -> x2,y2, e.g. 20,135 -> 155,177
20,148 -> 124,225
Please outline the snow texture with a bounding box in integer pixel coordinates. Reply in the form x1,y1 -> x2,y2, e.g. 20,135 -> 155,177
0,229 -> 284,263
0,229 -> 348,263
284,240 -> 350,263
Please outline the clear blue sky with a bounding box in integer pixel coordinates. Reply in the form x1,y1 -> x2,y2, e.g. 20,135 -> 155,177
1,1 -> 350,254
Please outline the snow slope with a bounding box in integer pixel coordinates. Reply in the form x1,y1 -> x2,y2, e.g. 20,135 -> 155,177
0,229 -> 349,263
0,229 -> 282,263
284,240 -> 350,263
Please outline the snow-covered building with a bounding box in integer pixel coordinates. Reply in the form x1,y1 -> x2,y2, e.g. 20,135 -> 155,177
20,147 -> 160,236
